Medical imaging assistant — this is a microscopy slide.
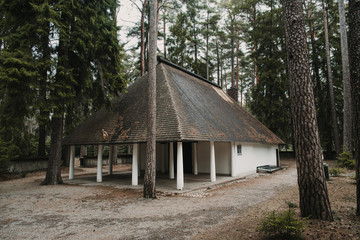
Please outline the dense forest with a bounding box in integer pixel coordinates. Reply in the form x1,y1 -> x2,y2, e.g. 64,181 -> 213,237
0,0 -> 354,168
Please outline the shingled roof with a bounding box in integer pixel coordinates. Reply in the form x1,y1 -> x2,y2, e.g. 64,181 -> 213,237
62,58 -> 284,146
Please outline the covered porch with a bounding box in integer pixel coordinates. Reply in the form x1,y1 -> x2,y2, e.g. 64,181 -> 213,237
67,141 -> 239,191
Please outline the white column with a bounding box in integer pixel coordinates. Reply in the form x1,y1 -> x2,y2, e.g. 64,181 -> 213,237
132,143 -> 139,185
69,145 -> 75,180
210,141 -> 216,182
97,145 -> 103,182
193,143 -> 198,175
231,142 -> 236,177
108,145 -> 113,175
177,142 -> 184,190
169,142 -> 174,179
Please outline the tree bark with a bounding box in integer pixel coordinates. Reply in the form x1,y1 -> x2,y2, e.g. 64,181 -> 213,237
42,116 -> 63,185
163,8 -> 166,58
144,0 -> 157,199
140,0 -> 148,76
339,0 -> 352,152
348,0 -> 360,217
322,0 -> 340,156
283,0 -> 333,220
110,145 -> 118,165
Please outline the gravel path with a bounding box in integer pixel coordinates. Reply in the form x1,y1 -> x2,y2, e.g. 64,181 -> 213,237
0,161 -> 297,240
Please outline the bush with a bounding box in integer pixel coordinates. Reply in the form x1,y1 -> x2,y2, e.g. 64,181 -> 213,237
329,167 -> 346,177
257,208 -> 306,239
337,151 -> 355,169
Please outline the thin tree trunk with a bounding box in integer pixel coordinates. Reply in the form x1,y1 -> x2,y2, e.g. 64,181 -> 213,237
206,15 -> 209,80
322,0 -> 340,156
110,145 -> 118,165
230,20 -> 235,88
339,0 -> 352,152
144,0 -> 157,198
163,8 -> 166,58
348,0 -> 360,217
141,0 -> 148,76
252,3 -> 259,86
42,116 -> 63,185
283,0 -> 333,220
216,39 -> 220,86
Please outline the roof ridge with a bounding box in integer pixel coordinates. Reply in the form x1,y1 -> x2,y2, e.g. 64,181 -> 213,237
158,63 -> 184,140
157,56 -> 221,89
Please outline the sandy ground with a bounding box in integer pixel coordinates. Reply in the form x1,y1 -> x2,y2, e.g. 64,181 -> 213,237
0,160 -> 359,240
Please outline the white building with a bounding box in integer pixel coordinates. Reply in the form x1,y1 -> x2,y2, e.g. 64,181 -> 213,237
63,57 -> 283,190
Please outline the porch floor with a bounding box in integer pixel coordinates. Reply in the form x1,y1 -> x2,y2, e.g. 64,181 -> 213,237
63,170 -> 249,194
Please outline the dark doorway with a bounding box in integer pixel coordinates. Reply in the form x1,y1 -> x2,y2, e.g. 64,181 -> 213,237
276,149 -> 280,167
173,142 -> 193,174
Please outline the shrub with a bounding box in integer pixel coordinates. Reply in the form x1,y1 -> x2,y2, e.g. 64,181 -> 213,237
337,151 -> 355,169
257,208 -> 306,239
329,167 -> 346,177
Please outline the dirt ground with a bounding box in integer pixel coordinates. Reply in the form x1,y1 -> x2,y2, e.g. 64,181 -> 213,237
0,160 -> 359,240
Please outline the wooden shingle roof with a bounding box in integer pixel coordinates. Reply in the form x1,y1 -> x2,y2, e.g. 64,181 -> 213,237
62,58 -> 284,146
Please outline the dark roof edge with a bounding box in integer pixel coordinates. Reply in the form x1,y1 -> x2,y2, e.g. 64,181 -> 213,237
157,56 -> 221,89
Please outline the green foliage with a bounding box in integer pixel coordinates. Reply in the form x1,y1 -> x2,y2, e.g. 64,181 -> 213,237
257,208 -> 306,239
248,0 -> 292,145
337,151 -> 355,169
329,167 -> 346,177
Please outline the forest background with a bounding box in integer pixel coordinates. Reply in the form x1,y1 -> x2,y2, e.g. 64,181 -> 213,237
0,0 -> 352,169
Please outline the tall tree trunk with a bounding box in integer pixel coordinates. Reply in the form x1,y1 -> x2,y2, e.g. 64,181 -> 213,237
216,39 -> 220,86
339,0 -> 352,152
144,0 -> 157,199
206,15 -> 209,80
140,0 -> 148,76
230,20 -> 235,88
252,3 -> 259,86
283,0 -> 333,220
322,0 -> 340,156
42,116 -> 63,185
163,8 -> 166,58
110,145 -> 118,165
236,39 -> 239,90
348,0 -> 360,217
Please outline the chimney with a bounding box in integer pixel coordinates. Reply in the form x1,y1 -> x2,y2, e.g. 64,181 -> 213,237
227,87 -> 238,102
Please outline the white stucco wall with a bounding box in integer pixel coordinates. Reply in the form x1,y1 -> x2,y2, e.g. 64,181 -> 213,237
197,141 -> 278,177
139,143 -> 168,171
197,141 -> 231,175
233,142 -> 278,177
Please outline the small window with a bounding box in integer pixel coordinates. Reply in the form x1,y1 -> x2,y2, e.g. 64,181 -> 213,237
237,145 -> 242,155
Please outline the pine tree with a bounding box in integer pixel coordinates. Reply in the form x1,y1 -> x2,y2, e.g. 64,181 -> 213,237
348,0 -> 360,216
283,0 -> 333,220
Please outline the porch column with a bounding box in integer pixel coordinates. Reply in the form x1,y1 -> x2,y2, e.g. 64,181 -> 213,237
69,145 -> 75,180
132,143 -> 139,185
108,145 -> 113,175
97,145 -> 103,182
210,141 -> 216,182
231,142 -> 236,177
193,143 -> 198,175
169,142 -> 174,179
177,142 -> 184,190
